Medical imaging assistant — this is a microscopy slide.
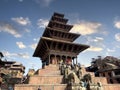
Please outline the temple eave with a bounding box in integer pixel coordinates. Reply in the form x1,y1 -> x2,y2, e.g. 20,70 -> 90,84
33,37 -> 89,58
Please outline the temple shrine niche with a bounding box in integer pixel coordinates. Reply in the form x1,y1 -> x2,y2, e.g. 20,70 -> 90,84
33,12 -> 89,67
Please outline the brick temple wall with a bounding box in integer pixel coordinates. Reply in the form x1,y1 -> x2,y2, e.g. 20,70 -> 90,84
15,84 -> 67,90
14,65 -> 120,90
29,75 -> 63,84
15,84 -> 120,90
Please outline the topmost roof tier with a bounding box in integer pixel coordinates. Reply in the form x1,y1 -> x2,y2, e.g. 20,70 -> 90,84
42,12 -> 78,42
48,12 -> 73,32
53,12 -> 64,18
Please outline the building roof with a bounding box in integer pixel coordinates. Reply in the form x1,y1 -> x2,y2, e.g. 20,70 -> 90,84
33,37 -> 89,59
13,62 -> 22,66
43,27 -> 80,42
53,12 -> 64,18
0,68 -> 9,75
33,12 -> 90,61
105,62 -> 119,69
96,56 -> 120,72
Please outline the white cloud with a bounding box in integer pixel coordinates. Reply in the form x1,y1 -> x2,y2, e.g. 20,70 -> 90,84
24,28 -> 31,33
18,0 -> 23,2
3,51 -> 30,59
87,36 -> 104,43
17,53 -> 30,59
71,21 -> 102,35
11,17 -> 31,26
0,22 -> 21,38
116,45 -> 120,48
29,43 -> 37,50
16,42 -> 26,49
37,19 -> 49,28
115,33 -> 120,41
87,46 -> 103,52
85,36 -> 105,48
107,48 -> 115,53
3,51 -> 17,58
114,16 -> 120,29
33,38 -> 39,42
114,21 -> 120,29
44,0 -> 54,6
34,0 -> 54,7
94,37 -> 104,42
106,48 -> 116,56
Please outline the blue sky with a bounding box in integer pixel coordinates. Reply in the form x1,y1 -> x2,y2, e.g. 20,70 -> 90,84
0,0 -> 120,74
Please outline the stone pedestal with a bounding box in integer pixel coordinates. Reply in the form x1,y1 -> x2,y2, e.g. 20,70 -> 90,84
15,65 -> 67,90
29,75 -> 63,84
15,84 -> 67,90
15,64 -> 120,90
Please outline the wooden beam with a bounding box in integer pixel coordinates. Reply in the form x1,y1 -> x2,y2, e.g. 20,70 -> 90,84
71,44 -> 75,52
43,41 -> 49,50
50,41 -> 53,49
61,43 -> 65,51
55,42 -> 59,50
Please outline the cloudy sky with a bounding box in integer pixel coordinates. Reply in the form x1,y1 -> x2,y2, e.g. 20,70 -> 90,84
0,0 -> 120,74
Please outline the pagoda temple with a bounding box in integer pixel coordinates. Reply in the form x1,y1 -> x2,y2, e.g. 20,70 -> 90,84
15,12 -> 120,90
33,12 -> 89,66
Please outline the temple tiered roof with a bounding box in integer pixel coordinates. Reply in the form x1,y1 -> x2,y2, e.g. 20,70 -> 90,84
33,12 -> 89,63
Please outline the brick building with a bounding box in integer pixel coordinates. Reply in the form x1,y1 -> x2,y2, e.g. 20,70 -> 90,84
0,52 -> 25,89
88,56 -> 120,84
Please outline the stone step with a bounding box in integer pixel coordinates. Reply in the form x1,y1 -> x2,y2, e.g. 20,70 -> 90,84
45,64 -> 59,69
92,77 -> 108,84
38,69 -> 60,75
15,84 -> 67,90
29,75 -> 63,84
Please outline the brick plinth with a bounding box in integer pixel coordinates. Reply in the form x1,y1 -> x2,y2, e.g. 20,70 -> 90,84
29,75 -> 63,84
37,65 -> 60,76
15,84 -> 67,90
38,69 -> 60,76
102,84 -> 120,90
14,64 -> 120,90
92,77 -> 108,84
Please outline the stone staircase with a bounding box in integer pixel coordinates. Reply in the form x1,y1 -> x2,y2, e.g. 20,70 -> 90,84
81,65 -> 108,84
15,64 -> 116,90
29,75 -> 63,84
15,64 -> 68,90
